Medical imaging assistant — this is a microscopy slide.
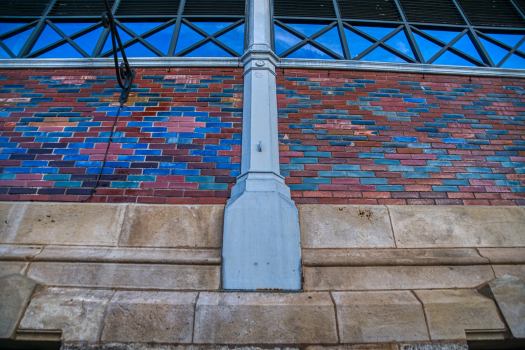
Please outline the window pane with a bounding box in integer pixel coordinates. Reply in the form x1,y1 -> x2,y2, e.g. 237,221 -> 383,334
274,25 -> 301,55
413,33 -> 442,62
122,22 -> 164,35
175,24 -> 204,54
192,22 -> 233,35
285,23 -> 326,37
485,33 -> 523,47
0,22 -> 27,35
421,29 -> 460,44
344,28 -> 373,59
501,54 -> 525,68
37,43 -> 83,58
3,27 -> 34,55
31,26 -> 62,53
73,27 -> 104,56
480,37 -> 509,65
315,27 -> 343,57
433,50 -> 475,66
146,25 -> 175,55
54,22 -> 93,36
217,24 -> 244,55
362,46 -> 406,63
354,26 -> 394,40
185,41 -> 232,57
452,34 -> 481,61
102,27 -> 133,54
385,31 -> 414,59
286,43 -> 333,59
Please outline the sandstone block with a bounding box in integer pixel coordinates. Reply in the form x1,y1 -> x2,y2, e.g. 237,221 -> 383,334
478,248 -> 525,264
0,262 -> 28,277
304,266 -> 495,291
19,288 -> 113,342
488,275 -> 525,338
493,265 -> 525,281
35,246 -> 221,265
119,204 -> 224,248
389,206 -> 525,248
0,245 -> 42,261
0,202 -> 125,246
101,291 -> 197,343
332,291 -> 429,343
298,205 -> 395,249
415,289 -> 506,340
302,248 -> 487,267
194,292 -> 338,344
27,262 -> 220,290
0,274 -> 40,338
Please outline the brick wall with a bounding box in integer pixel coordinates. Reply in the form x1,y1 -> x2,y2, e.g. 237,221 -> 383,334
0,67 -> 243,204
277,69 -> 525,205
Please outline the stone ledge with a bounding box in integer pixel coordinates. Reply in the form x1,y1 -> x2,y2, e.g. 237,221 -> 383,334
304,265 -> 495,291
34,246 -> 221,265
302,248 -> 488,267
26,262 -> 220,291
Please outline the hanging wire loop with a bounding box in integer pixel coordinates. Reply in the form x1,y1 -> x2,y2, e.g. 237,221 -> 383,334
101,0 -> 135,105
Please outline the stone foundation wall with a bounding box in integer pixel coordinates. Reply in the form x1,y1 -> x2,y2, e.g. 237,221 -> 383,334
0,202 -> 524,348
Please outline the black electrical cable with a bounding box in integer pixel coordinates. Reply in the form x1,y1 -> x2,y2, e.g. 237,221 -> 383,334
80,104 -> 123,203
24,0 -> 135,203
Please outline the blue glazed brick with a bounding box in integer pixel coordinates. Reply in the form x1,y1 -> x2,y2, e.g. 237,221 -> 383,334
394,137 -> 417,142
374,159 -> 400,165
403,172 -> 430,179
427,161 -> 452,166
4,167 -> 32,173
64,155 -> 89,161
377,185 -> 404,191
347,171 -> 375,178
128,175 -> 156,182
496,180 -> 520,186
217,163 -> 240,170
361,178 -> 388,184
111,182 -> 139,188
304,178 -> 331,184
467,167 -> 492,173
408,143 -> 431,149
403,98 -> 425,103
139,169 -> 167,175
171,169 -> 200,176
199,183 -> 229,190
443,180 -> 469,186
0,174 -> 16,179
76,161 -> 103,167
31,168 -> 59,174
304,151 -> 331,157
280,164 -> 304,170
54,181 -> 82,187
333,165 -> 360,171
318,171 -> 347,177
432,186 -> 459,192
203,156 -> 230,163
415,166 -> 441,172
457,173 -> 481,179
407,108 -> 430,113
291,158 -> 318,164
21,160 -> 48,167
443,138 -> 467,144
389,165 -> 415,172
502,162 -> 525,167
289,184 -> 318,191
359,153 -> 384,159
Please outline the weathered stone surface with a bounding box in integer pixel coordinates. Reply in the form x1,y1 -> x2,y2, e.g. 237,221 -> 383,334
0,202 -> 18,234
0,274 -> 39,338
194,292 -> 338,344
35,246 -> 221,265
493,265 -> 525,281
19,288 -> 113,342
390,206 -> 525,248
27,262 -> 220,290
415,289 -> 506,340
332,291 -> 429,343
0,262 -> 28,277
101,291 -> 197,343
298,205 -> 395,249
0,245 -> 42,261
478,248 -> 525,264
400,344 -> 468,350
119,204 -> 223,248
488,275 -> 525,338
302,248 -> 487,266
304,266 -> 495,291
0,202 -> 125,246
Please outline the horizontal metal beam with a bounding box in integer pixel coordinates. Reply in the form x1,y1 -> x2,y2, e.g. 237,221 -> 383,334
2,56 -> 525,78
